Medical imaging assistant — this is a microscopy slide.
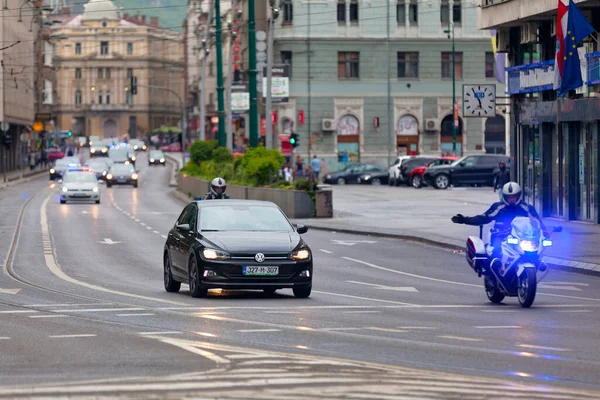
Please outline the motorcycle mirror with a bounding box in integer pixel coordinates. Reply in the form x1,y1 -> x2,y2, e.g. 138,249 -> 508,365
553,226 -> 563,233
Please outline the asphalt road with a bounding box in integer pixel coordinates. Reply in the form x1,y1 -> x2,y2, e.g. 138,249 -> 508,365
0,152 -> 600,398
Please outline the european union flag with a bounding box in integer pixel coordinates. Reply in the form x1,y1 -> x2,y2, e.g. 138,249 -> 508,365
558,0 -> 595,96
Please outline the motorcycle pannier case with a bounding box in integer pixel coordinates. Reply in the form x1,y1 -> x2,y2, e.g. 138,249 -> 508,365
466,236 -> 486,270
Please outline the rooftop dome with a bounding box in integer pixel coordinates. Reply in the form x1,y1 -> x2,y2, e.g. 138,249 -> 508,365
82,0 -> 119,20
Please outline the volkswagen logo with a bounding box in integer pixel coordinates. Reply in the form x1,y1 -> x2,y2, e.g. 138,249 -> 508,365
254,253 -> 265,263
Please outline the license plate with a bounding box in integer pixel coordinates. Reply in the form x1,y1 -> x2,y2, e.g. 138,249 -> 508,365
117,179 -> 127,183
242,266 -> 279,276
73,193 -> 87,197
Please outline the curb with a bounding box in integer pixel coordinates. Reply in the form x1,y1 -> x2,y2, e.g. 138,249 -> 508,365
163,155 -> 180,188
0,169 -> 49,190
301,224 -> 600,278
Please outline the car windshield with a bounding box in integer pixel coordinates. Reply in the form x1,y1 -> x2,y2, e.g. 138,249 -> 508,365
55,160 -> 77,167
110,165 -> 135,174
101,140 -> 114,147
150,151 -> 163,158
109,148 -> 129,160
63,172 -> 97,183
87,161 -> 107,170
199,205 -> 293,232
450,157 -> 467,166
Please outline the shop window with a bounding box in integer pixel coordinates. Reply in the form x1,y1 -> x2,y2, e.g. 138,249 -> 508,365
338,52 -> 359,79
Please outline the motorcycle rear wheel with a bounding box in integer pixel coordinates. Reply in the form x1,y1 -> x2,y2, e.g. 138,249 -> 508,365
517,268 -> 537,308
484,276 -> 505,304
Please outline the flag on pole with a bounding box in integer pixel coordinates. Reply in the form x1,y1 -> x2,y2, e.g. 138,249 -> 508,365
490,30 -> 506,84
554,0 -> 594,96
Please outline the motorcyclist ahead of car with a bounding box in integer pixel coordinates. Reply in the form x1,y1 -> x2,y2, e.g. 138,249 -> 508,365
452,182 -> 548,270
204,177 -> 231,200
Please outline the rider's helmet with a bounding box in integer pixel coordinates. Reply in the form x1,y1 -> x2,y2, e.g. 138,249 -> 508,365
210,177 -> 227,198
501,181 -> 522,207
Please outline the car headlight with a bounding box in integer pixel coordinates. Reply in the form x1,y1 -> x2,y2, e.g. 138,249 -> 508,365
289,248 -> 311,260
101,148 -> 107,153
50,168 -> 55,174
160,158 -> 165,163
90,148 -> 96,153
102,170 -> 107,176
202,248 -> 230,260
134,146 -> 138,150
125,161 -> 130,165
519,240 -> 538,252
143,146 -> 147,150
363,175 -> 371,180
106,174 -> 113,180
326,174 -> 331,179
92,187 -> 99,193
131,173 -> 139,179
150,158 -> 155,162
61,187 -> 68,193
131,156 -> 136,161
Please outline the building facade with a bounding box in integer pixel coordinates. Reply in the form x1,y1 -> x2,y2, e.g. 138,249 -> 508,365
51,0 -> 184,140
480,0 -> 600,224
259,0 -> 507,171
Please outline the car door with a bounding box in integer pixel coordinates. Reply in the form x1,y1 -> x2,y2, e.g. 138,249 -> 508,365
476,156 -> 502,186
451,156 -> 479,185
171,205 -> 192,272
179,204 -> 198,272
346,165 -> 367,183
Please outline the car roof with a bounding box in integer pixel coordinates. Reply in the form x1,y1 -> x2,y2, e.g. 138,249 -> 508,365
195,199 -> 278,208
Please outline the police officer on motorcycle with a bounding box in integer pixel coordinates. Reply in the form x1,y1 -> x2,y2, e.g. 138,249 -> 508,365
451,182 -> 548,271
204,177 -> 230,200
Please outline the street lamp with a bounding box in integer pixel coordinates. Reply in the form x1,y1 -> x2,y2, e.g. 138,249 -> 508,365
444,21 -> 457,155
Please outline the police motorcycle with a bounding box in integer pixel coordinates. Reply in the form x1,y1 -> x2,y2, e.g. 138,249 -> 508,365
465,217 -> 562,308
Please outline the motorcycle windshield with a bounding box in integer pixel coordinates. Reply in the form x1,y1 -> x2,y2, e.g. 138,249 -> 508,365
512,217 -> 542,242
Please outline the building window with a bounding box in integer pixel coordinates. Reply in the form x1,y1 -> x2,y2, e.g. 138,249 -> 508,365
453,0 -> 462,23
106,68 -> 111,79
75,42 -> 81,55
98,90 -> 103,104
349,0 -> 358,23
441,0 -> 461,24
485,52 -> 495,78
74,89 -> 82,105
127,68 -> 133,78
282,0 -> 293,24
397,0 -> 418,25
337,0 -> 346,24
100,41 -> 109,55
127,42 -> 133,55
209,62 -> 214,76
397,52 -> 419,78
209,93 -> 214,106
338,52 -> 359,79
106,90 -> 111,105
281,51 -> 292,78
75,68 -> 82,79
97,68 -> 103,79
441,51 -> 463,79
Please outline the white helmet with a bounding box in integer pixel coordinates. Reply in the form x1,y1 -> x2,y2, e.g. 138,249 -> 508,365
211,177 -> 227,197
501,182 -> 522,206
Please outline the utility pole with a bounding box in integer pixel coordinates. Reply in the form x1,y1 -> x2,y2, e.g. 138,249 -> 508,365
198,2 -> 214,141
247,0 -> 258,147
306,1 -> 311,159
445,19 -> 456,154
225,1 -> 238,151
265,1 -> 279,149
215,0 -> 226,147
386,0 -> 392,164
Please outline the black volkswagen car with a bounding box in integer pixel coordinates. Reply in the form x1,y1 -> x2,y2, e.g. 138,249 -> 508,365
323,163 -> 383,185
106,164 -> 139,188
163,200 -> 313,298
423,154 -> 509,189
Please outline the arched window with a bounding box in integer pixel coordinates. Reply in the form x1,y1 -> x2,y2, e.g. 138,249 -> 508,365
74,89 -> 82,105
396,115 -> 418,136
337,114 -> 359,136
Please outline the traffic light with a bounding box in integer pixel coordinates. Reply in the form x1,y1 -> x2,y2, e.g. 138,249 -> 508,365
258,136 -> 266,147
130,76 -> 137,95
2,133 -> 12,149
290,133 -> 298,148
67,131 -> 72,137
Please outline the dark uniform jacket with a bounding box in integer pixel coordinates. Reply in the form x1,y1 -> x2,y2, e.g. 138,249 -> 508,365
203,192 -> 231,200
462,201 -> 546,234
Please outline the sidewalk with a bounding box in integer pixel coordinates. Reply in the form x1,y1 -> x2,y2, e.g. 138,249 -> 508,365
0,166 -> 49,190
292,185 -> 600,275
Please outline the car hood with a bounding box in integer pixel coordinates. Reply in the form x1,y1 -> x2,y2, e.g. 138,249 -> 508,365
327,170 -> 347,177
200,231 -> 300,254
63,182 -> 97,190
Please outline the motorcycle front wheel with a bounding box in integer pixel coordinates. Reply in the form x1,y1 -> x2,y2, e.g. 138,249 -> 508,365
484,276 -> 505,304
517,268 -> 537,308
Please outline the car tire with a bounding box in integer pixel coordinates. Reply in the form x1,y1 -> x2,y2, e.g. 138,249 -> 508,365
188,256 -> 207,298
434,174 -> 450,190
371,178 -> 381,186
263,288 -> 277,295
293,285 -> 311,298
95,200 -> 100,204
388,177 -> 394,186
411,175 -> 423,189
336,177 -> 346,185
107,183 -> 112,188
133,182 -> 138,188
60,199 -> 66,204
164,251 -> 181,293
394,177 -> 400,187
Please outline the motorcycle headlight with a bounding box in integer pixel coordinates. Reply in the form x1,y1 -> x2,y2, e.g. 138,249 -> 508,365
134,146 -> 138,150
519,240 -> 538,252
92,187 -> 99,193
131,173 -> 139,179
102,170 -> 107,176
143,146 -> 147,150
50,168 -> 55,174
542,239 -> 553,247
202,248 -> 230,260
289,248 -> 311,261
61,187 -> 68,193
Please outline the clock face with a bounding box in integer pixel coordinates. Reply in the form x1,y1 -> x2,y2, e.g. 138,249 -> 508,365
463,85 -> 496,117
337,115 -> 359,136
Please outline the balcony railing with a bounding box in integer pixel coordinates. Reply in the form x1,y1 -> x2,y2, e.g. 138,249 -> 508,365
481,0 -> 512,7
585,51 -> 600,85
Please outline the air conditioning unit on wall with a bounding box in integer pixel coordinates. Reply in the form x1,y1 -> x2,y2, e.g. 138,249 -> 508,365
322,118 -> 335,131
424,119 -> 439,132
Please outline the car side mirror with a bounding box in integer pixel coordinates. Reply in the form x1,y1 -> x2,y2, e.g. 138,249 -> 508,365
459,162 -> 466,167
177,223 -> 190,232
295,224 -> 308,234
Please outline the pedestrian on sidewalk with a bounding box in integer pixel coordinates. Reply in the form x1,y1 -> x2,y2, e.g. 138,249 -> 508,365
29,153 -> 36,171
493,161 -> 510,201
41,149 -> 47,168
295,155 -> 304,180
310,155 -> 322,181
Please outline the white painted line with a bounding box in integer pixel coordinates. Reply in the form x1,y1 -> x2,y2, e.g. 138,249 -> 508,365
140,222 -> 146,226
161,235 -> 168,239
263,311 -> 300,314
138,331 -> 182,336
313,291 -> 416,306
29,315 -> 69,319
367,327 -> 408,333
153,230 -> 159,234
476,326 -> 522,329
48,334 -> 97,338
24,303 -> 113,307
318,327 -> 363,332
518,344 -> 570,352
146,226 -> 152,230
397,327 -> 438,330
346,281 -> 419,292
116,313 -> 155,317
481,310 -> 517,313
0,337 -> 10,340
237,329 -> 282,333
159,338 -> 229,364
557,310 -> 591,313
318,249 -> 333,254
135,219 -> 140,222
438,335 -> 484,342
343,310 -> 381,314
56,308 -> 146,313
130,216 -> 135,219
0,310 -> 37,314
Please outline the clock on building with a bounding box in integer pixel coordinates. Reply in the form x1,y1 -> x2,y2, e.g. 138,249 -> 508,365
462,84 -> 496,117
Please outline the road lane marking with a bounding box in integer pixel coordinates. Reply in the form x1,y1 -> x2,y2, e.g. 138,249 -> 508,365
146,226 -> 152,230
55,308 -> 146,313
40,194 -> 187,306
480,310 -> 517,313
157,337 -> 229,364
343,311 -> 381,314
313,291 -> 416,306
134,219 -> 140,222
116,313 -> 155,317
161,235 -> 167,239
140,222 -> 146,226
346,281 -> 419,292
237,329 -> 282,333
475,326 -> 521,329
318,249 -> 333,254
557,310 -> 591,313
367,327 -> 408,333
264,311 -> 300,314
49,334 -> 97,338
0,337 -> 10,340
138,331 -> 182,335
153,230 -> 159,234
23,303 -> 112,307
317,327 -> 363,331
518,344 -> 570,352
0,288 -> 21,294
397,327 -> 438,330
29,315 -> 69,319
438,336 -> 483,342
0,310 -> 37,314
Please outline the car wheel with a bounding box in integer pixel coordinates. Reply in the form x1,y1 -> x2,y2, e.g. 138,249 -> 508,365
388,177 -> 394,186
164,251 -> 181,293
107,183 -> 112,188
162,163 -> 166,167
95,199 -> 100,204
60,199 -> 66,204
371,178 -> 382,186
263,288 -> 277,295
411,175 -> 422,188
336,177 -> 346,185
188,256 -> 207,298
434,174 -> 450,190
293,285 -> 311,298
133,182 -> 138,188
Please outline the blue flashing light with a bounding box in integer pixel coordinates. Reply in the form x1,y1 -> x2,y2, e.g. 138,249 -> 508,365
507,237 -> 519,245
542,240 -> 553,247
195,196 -> 203,201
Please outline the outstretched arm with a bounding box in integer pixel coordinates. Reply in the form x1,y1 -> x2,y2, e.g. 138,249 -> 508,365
453,204 -> 499,226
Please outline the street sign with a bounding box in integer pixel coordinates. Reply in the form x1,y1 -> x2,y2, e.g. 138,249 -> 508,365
262,64 -> 290,103
35,113 -> 52,121
20,133 -> 28,142
0,121 -> 9,132
231,83 -> 249,112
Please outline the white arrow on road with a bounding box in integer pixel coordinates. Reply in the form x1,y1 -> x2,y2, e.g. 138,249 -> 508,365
331,240 -> 378,246
0,288 -> 21,295
81,210 -> 90,214
97,238 -> 122,245
347,281 -> 419,292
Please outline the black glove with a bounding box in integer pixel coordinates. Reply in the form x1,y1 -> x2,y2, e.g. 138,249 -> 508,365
452,214 -> 465,224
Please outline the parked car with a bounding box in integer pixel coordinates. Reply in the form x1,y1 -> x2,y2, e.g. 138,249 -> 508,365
409,157 -> 458,188
358,170 -> 389,185
387,156 -> 413,186
323,164 -> 383,185
423,154 -> 510,189
46,148 -> 64,163
396,157 -> 438,186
